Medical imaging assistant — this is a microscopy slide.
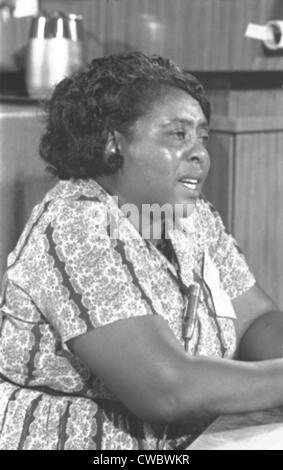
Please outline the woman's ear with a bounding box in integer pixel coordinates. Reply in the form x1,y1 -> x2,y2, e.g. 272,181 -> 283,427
104,130 -> 123,157
103,131 -> 124,174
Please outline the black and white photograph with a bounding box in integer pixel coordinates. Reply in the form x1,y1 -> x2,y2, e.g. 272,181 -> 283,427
0,0 -> 283,455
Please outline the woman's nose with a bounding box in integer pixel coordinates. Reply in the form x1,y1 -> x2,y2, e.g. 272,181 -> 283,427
186,143 -> 209,164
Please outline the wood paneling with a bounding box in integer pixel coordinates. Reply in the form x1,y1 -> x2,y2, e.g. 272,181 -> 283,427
205,113 -> 283,308
208,89 -> 283,118
203,132 -> 235,231
2,0 -> 283,71
0,105 -> 55,277
103,0 -> 283,70
235,131 -> 283,306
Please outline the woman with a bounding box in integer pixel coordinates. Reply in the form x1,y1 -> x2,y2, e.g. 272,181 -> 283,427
0,52 -> 283,450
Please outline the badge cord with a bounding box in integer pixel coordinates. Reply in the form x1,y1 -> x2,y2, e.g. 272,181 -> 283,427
161,239 -> 200,351
182,283 -> 200,352
158,283 -> 200,450
153,239 -> 201,448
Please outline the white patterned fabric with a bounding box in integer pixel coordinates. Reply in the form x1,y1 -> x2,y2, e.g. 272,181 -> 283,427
0,179 -> 255,449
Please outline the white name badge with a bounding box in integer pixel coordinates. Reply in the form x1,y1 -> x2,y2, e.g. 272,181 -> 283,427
203,251 -> 237,319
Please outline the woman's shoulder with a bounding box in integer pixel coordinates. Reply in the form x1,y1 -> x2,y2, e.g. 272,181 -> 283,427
41,179 -> 116,238
43,178 -> 104,204
39,178 -> 110,220
8,180 -> 110,266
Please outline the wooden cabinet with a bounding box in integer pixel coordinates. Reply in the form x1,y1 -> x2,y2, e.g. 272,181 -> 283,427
2,0 -> 283,72
204,111 -> 283,308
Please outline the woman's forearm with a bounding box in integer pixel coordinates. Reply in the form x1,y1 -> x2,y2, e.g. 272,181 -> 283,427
165,354 -> 283,423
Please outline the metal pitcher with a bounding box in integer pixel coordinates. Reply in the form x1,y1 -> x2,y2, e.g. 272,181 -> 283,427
25,12 -> 85,99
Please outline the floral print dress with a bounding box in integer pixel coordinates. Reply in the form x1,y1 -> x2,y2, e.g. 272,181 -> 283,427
0,179 -> 255,450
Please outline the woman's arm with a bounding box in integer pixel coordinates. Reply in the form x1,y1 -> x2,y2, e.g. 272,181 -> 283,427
68,314 -> 283,425
232,283 -> 283,360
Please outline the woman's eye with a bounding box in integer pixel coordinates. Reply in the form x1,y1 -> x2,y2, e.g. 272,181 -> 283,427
199,134 -> 209,146
172,130 -> 186,140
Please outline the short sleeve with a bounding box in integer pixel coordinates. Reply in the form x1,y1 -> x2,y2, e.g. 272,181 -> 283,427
199,200 -> 256,300
37,199 -> 153,347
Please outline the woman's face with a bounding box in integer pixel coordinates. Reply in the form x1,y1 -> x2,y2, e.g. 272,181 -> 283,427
107,88 -> 210,216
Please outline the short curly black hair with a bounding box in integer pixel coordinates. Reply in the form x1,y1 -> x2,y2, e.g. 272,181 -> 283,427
39,51 -> 211,179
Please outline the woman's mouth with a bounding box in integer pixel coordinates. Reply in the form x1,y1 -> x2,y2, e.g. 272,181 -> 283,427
179,177 -> 200,191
